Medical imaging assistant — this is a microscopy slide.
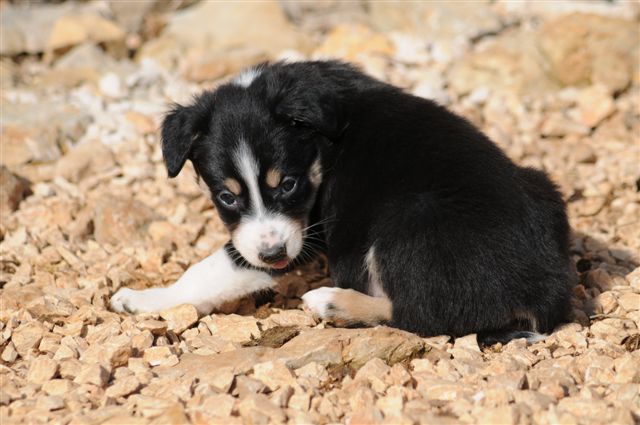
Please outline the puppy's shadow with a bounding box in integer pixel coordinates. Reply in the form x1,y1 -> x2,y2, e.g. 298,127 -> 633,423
569,230 -> 638,327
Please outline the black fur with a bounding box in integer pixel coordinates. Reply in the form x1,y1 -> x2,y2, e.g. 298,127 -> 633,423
161,61 -> 572,342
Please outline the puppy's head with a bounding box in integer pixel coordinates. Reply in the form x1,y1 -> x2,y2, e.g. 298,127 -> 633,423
161,65 -> 331,270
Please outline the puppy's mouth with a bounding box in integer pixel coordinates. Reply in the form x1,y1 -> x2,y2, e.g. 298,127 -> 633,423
269,258 -> 290,270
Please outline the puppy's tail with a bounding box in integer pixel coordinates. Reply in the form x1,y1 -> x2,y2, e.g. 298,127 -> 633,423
477,330 -> 546,346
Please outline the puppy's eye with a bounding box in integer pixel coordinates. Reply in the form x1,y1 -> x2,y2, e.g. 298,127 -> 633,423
217,191 -> 237,207
280,176 -> 297,194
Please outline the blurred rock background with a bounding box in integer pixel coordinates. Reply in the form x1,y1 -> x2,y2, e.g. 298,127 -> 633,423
1,1 -> 639,424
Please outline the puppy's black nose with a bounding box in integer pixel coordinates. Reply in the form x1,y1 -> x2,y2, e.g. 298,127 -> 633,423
258,244 -> 287,264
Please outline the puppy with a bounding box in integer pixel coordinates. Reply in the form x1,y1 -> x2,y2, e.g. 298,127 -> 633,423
111,61 -> 572,344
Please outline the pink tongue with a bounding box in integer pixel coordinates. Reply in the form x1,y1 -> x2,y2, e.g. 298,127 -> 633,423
272,259 -> 289,270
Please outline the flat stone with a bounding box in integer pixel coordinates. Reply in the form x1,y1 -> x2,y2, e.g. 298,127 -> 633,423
27,356 -> 59,384
160,304 -> 199,334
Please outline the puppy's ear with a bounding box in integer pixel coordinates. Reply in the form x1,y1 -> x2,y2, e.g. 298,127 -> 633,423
161,92 -> 215,178
276,92 -> 342,139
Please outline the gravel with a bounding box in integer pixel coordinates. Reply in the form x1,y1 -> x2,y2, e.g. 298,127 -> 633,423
1,1 -> 639,424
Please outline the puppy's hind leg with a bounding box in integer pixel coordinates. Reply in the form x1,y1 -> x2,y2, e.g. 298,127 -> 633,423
302,287 -> 392,327
110,244 -> 275,315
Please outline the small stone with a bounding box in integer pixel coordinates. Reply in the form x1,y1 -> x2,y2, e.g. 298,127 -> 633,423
355,358 -> 391,382
295,362 -> 329,384
81,334 -> 132,367
617,293 -> 640,312
252,360 -> 295,391
160,304 -> 199,334
143,346 -> 176,367
595,292 -> 619,315
201,314 -> 261,343
136,319 -> 168,336
41,379 -> 75,396
132,330 -> 154,352
0,166 -> 30,216
11,322 -> 46,356
74,364 -> 110,387
54,139 -> 115,183
576,85 -> 616,127
453,333 -> 481,352
99,72 -> 125,99
474,405 -> 519,425
238,394 -> 287,423
27,356 -> 59,384
105,375 -> 141,398
1,342 -> 18,363
199,394 -> 236,417
36,395 -> 65,411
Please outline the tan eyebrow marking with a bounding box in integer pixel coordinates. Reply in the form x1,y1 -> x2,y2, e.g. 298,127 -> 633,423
224,178 -> 242,195
266,168 -> 282,188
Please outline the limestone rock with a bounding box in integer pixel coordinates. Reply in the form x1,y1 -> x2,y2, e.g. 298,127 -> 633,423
538,13 -> 638,93
201,314 -> 261,344
0,166 -> 30,217
27,356 -> 59,384
93,195 -> 156,246
576,85 -> 616,127
54,140 -> 116,183
160,304 -> 199,334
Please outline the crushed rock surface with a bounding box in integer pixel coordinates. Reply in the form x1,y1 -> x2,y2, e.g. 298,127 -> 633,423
1,1 -> 639,424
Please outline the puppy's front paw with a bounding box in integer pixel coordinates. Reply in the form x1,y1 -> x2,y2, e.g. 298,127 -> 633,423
301,287 -> 340,320
110,288 -> 146,314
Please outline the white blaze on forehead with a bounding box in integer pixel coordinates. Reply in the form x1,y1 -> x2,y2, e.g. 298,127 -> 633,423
233,68 -> 261,88
234,140 -> 265,215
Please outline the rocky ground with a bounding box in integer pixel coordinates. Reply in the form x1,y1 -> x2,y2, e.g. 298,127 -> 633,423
1,1 -> 639,424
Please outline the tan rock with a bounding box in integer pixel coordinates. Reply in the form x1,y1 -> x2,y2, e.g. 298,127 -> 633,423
48,14 -> 125,51
199,393 -> 236,417
294,361 -> 329,384
355,357 -> 391,381
314,24 -> 394,62
160,304 -> 199,334
41,379 -> 75,396
143,346 -> 178,367
150,403 -> 190,425
238,393 -> 286,423
74,364 -> 110,387
132,330 -> 154,352
58,358 -> 83,380
614,354 -> 640,384
453,333 -> 481,352
618,292 -> 640,312
1,342 -> 18,363
54,139 -> 116,183
0,166 -> 30,217
36,395 -> 65,411
538,13 -> 637,93
136,319 -> 168,336
81,334 -> 132,367
11,322 -> 47,356
474,405 -> 519,425
576,85 -> 616,127
201,314 -> 261,343
261,310 -> 316,328
252,360 -> 295,391
93,195 -> 156,246
105,375 -> 141,398
27,356 -> 59,384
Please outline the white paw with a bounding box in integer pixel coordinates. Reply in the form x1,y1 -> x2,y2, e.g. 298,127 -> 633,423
110,288 -> 147,314
301,287 -> 339,319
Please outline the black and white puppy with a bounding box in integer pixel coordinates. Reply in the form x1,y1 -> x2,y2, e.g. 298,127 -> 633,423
111,61 -> 572,344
